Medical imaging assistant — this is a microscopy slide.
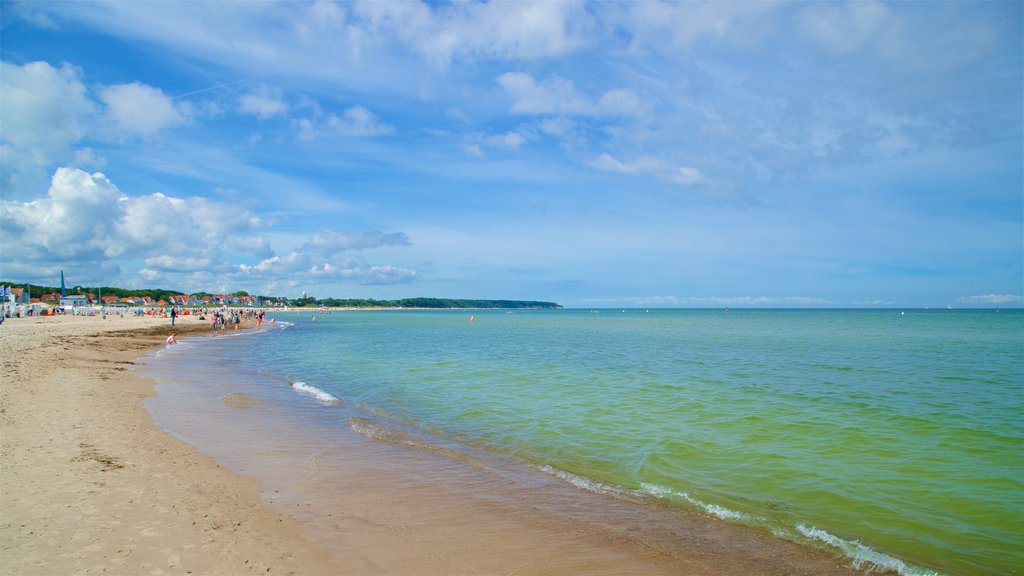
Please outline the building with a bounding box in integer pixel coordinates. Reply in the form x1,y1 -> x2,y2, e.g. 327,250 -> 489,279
8,288 -> 31,305
60,295 -> 91,309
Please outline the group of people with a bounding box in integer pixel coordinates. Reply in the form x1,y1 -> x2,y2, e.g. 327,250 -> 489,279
165,307 -> 274,345
199,307 -> 270,333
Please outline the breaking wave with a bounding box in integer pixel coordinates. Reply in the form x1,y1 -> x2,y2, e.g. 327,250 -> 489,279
289,381 -> 342,405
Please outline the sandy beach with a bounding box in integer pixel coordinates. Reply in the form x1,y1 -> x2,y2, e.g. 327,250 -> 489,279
1,314 -> 867,576
0,314 -> 342,575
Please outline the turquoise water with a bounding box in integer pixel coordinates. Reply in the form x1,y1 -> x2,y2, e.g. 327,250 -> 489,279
204,309 -> 1022,575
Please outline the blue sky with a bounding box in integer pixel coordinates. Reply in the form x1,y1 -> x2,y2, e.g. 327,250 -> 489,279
1,1 -> 1021,307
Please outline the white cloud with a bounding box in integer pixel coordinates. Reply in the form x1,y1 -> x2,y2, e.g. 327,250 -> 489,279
238,251 -> 416,286
71,147 -> 107,170
1,167 -> 125,260
342,263 -> 417,285
461,128 -> 532,157
498,72 -> 646,117
144,255 -> 213,272
590,153 -> 705,187
796,1 -> 902,57
327,105 -> 393,136
99,82 -> 187,136
955,294 -> 1024,306
354,0 -> 592,68
239,85 -> 288,118
297,105 -> 393,139
673,166 -> 704,186
620,1 -> 781,51
0,167 -> 419,291
0,60 -> 95,188
305,230 -> 411,253
1,167 -> 261,271
226,235 -> 275,259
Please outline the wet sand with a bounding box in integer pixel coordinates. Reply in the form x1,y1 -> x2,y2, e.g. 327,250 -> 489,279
1,314 -> 868,575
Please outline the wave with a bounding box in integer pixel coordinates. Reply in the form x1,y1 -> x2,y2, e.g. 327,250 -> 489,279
537,465 -> 632,498
639,483 -> 750,522
289,381 -> 342,405
796,524 -> 941,576
537,469 -> 752,522
539,469 -> 944,576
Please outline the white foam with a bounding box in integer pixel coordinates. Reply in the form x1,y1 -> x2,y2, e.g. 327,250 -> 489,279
797,524 -> 942,576
290,381 -> 342,405
538,465 -> 629,497
639,483 -> 749,521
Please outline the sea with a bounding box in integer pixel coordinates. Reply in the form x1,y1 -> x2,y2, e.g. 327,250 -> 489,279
141,309 -> 1023,576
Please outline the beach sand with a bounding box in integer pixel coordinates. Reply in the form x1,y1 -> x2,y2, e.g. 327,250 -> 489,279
0,314 -> 342,575
1,314 -> 865,575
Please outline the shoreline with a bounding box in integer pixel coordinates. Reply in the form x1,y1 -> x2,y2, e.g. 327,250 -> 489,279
3,314 -> 868,575
0,315 -> 343,575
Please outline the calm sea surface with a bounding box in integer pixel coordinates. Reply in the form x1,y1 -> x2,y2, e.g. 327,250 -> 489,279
148,309 -> 1023,575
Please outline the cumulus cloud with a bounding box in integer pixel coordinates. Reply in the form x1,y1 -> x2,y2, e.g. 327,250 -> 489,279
1,167 -> 262,277
0,60 -> 95,189
238,252 -> 416,286
1,167 -> 419,291
1,167 -> 125,260
235,226 -> 418,286
99,82 -> 187,136
498,72 -> 646,117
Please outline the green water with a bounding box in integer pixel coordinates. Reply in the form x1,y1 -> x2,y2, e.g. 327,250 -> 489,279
251,309 -> 1022,575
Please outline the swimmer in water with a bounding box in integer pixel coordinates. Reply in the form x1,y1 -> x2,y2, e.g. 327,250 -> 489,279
166,333 -> 177,345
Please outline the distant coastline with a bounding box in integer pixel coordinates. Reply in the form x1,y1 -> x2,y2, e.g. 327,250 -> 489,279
0,280 -> 561,310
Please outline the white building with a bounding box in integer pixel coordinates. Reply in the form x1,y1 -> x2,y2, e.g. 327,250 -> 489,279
60,295 -> 90,309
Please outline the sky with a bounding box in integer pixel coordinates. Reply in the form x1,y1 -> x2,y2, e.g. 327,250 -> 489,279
1,0 -> 1021,308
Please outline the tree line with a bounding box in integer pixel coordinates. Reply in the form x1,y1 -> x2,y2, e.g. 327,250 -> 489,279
0,282 -> 187,303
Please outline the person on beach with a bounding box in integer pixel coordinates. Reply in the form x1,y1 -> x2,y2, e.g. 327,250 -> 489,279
170,307 -> 177,326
